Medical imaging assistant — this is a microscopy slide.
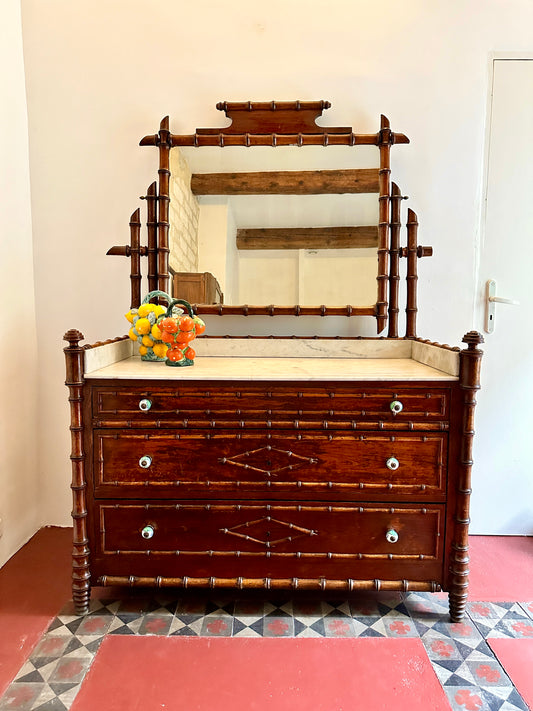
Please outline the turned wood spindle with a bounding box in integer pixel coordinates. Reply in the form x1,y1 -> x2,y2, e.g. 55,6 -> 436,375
405,208 -> 419,338
144,181 -> 159,296
377,115 -> 392,334
156,116 -> 171,296
388,182 -> 405,338
129,208 -> 142,308
63,329 -> 90,615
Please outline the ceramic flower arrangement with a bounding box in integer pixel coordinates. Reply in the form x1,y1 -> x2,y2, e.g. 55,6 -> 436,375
157,298 -> 205,367
126,290 -> 205,366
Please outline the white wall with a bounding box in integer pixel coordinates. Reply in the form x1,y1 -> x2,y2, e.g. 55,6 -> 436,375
0,0 -> 39,566
19,0 -> 533,531
197,201 -> 233,299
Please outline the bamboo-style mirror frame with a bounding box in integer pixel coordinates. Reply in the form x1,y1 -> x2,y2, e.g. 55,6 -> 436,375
107,101 -> 432,337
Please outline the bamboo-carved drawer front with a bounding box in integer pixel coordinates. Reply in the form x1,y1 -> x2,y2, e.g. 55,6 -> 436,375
93,430 -> 447,500
96,502 -> 444,582
92,384 -> 450,429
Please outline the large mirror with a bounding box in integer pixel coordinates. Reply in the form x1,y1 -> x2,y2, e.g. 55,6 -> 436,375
168,144 -> 380,308
110,103 -> 417,334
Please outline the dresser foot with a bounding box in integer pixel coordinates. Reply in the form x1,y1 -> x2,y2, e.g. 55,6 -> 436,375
449,593 -> 467,622
73,587 -> 91,616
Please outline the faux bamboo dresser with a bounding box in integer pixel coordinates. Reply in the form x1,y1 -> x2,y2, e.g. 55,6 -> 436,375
64,335 -> 483,621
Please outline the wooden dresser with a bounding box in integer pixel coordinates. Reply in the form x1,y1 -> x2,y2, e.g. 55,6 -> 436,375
65,101 -> 483,620
64,337 -> 482,621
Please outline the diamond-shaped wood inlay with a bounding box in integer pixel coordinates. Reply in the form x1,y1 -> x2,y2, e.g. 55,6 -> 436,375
220,516 -> 318,548
218,445 -> 318,478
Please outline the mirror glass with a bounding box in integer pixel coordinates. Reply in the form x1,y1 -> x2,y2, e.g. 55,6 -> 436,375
169,145 -> 379,307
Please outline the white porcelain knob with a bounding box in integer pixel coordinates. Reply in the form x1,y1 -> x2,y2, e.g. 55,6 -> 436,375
386,529 -> 399,544
386,457 -> 400,471
141,525 -> 154,539
390,400 -> 403,414
139,398 -> 152,412
139,455 -> 152,469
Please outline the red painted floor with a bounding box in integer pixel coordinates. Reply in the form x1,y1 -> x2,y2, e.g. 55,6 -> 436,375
0,527 -> 71,697
489,638 -> 533,709
71,636 -> 449,711
468,535 -> 533,601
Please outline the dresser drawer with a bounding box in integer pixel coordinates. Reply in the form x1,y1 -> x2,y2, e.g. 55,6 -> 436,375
92,384 -> 450,429
94,502 -> 444,582
93,430 -> 447,501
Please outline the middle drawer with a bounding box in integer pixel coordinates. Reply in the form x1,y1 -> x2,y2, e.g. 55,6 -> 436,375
93,430 -> 447,501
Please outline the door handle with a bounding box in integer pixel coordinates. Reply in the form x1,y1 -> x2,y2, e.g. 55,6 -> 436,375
485,279 -> 519,333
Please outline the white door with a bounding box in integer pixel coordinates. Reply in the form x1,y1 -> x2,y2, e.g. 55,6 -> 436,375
472,59 -> 533,534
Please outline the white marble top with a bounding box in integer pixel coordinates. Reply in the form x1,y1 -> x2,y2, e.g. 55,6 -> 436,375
85,355 -> 457,382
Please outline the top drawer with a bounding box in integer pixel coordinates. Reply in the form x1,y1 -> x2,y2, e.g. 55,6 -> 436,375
91,383 -> 450,430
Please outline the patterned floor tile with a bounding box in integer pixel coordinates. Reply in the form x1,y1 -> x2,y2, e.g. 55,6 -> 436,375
115,598 -> 151,615
424,634 -> 464,663
107,614 -> 144,635
137,614 -> 173,636
233,599 -> 268,619
34,697 -> 69,711
168,614 -> 204,636
383,616 -> 419,638
440,620 -> 485,645
518,601 -> 533,619
263,614 -> 294,637
321,614 -> 356,638
0,683 -> 42,710
291,599 -> 334,622
485,619 -> 533,639
444,686 -> 496,711
200,614 -> 234,636
357,618 -> 388,637
467,602 -> 530,622
29,637 -> 72,662
294,625 -> 324,638
452,686 -> 529,711
403,591 -> 451,621
232,625 -> 263,638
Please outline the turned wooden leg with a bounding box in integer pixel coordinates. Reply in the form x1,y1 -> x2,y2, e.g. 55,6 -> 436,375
448,540 -> 470,622
64,330 -> 91,617
72,545 -> 91,615
449,590 -> 467,623
448,333 -> 483,624
73,583 -> 91,616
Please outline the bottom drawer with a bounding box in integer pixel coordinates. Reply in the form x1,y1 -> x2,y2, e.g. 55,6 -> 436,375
93,502 -> 445,583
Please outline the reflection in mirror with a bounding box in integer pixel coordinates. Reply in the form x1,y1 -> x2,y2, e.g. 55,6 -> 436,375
168,146 -> 379,306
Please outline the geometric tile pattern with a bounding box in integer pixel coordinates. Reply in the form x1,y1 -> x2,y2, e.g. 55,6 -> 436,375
1,593 -> 532,710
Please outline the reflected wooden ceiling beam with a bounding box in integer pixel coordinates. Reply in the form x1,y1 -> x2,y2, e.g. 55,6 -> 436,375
236,226 -> 378,250
191,169 -> 379,195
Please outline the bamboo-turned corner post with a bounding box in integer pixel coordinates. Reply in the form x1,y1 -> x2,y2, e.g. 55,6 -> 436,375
156,116 -> 172,296
377,115 -> 392,334
449,331 -> 484,622
63,329 -> 90,615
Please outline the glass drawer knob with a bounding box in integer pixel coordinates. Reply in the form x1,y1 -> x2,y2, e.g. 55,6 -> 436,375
139,455 -> 152,469
386,457 -> 400,471
139,398 -> 152,412
141,525 -> 154,539
390,400 -> 403,414
386,529 -> 399,544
